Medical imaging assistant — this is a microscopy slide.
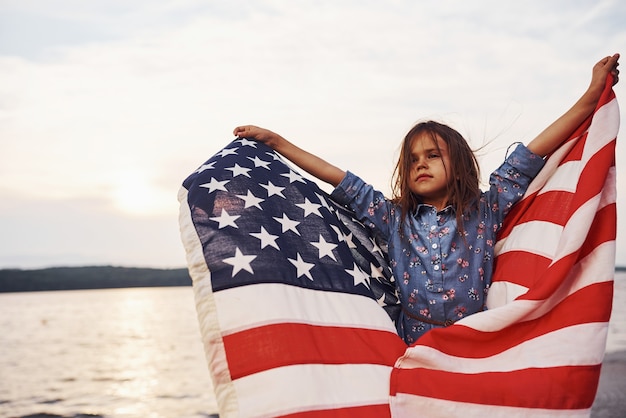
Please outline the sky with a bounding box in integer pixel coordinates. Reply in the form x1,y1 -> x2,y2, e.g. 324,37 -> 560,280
1,0 -> 626,269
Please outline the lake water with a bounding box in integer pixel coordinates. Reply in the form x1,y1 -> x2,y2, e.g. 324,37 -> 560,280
1,273 -> 625,418
0,286 -> 218,418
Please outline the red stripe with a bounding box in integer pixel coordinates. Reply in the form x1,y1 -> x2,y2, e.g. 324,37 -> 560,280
579,203 -> 616,259
599,76 -> 617,105
560,131 -> 586,164
492,250 -> 578,298
278,404 -> 391,418
224,323 -> 407,379
492,251 -> 551,288
498,138 -> 615,243
497,188 -> 540,240
509,189 -> 573,226
515,251 -> 581,300
391,364 -> 601,409
409,280 -> 612,359
495,213 -> 615,292
496,170 -> 615,291
573,140 -> 616,204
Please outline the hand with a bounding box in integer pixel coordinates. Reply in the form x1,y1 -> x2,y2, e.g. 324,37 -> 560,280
589,53 -> 620,94
526,53 -> 619,158
233,125 -> 283,147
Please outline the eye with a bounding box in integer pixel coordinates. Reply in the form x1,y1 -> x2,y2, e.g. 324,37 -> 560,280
428,153 -> 440,159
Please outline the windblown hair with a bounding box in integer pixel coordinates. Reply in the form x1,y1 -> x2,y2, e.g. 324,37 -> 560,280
391,120 -> 481,235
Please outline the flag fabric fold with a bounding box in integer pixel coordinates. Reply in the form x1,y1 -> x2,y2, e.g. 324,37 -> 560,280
178,78 -> 618,418
178,138 -> 406,417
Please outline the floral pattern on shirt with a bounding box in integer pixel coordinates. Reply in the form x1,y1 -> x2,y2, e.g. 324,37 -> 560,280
331,143 -> 544,344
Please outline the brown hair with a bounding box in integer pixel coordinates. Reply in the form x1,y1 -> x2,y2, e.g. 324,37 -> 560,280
391,120 -> 481,234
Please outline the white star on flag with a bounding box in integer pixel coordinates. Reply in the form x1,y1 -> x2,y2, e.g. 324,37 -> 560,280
344,232 -> 358,249
369,263 -> 385,281
195,162 -> 215,173
216,147 -> 238,158
281,170 -> 306,184
265,151 -> 282,161
210,209 -> 240,229
311,234 -> 337,261
200,178 -> 229,193
236,138 -> 258,147
236,191 -> 264,209
248,156 -> 271,169
315,192 -> 331,209
226,163 -> 252,178
345,263 -> 370,287
261,181 -> 286,198
296,198 -> 323,218
273,213 -> 301,235
377,292 -> 387,306
250,226 -> 280,250
223,248 -> 256,277
288,253 -> 315,280
330,225 -> 345,242
369,237 -> 384,256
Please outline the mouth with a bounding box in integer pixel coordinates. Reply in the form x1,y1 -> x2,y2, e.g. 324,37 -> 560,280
416,174 -> 432,182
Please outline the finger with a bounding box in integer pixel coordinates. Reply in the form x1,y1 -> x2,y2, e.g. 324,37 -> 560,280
233,125 -> 248,136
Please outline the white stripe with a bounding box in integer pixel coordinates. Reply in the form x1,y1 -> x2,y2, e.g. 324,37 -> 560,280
533,95 -> 618,198
600,166 -> 617,210
550,193 -> 602,264
537,159 -> 580,194
233,363 -> 392,418
522,134 -> 576,198
473,241 -> 614,332
179,186 -> 239,416
583,96 -> 620,162
485,281 -> 528,308
397,322 -> 608,373
509,95 -> 617,230
495,220 -> 562,258
390,393 -> 591,418
214,282 -> 397,335
495,190 -> 604,262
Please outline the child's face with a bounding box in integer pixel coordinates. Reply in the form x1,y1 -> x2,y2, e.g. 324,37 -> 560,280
408,133 -> 451,210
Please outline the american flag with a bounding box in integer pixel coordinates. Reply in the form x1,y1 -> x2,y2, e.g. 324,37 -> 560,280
179,77 -> 618,418
179,137 -> 405,417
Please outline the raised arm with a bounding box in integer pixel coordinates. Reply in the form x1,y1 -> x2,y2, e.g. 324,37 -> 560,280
233,125 -> 346,187
527,54 -> 620,157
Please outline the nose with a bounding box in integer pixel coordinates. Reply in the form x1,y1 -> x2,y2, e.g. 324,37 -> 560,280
415,157 -> 427,170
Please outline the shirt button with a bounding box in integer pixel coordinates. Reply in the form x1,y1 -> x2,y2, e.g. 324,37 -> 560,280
432,243 -> 438,249
433,265 -> 440,271
430,225 -> 436,231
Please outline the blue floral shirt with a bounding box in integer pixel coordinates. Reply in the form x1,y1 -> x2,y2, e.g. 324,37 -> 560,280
331,144 -> 545,344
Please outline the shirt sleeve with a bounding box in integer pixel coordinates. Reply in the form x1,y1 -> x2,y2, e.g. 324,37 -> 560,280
484,142 -> 545,224
330,171 -> 396,241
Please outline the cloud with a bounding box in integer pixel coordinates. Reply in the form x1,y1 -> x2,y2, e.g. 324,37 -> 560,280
1,0 -> 625,267
0,192 -> 185,269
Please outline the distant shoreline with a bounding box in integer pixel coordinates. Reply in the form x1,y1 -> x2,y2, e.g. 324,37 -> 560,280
0,265 -> 191,293
2,265 -> 625,293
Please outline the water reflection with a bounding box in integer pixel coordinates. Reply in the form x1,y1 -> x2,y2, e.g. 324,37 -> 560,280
1,276 -> 625,417
0,287 -> 217,418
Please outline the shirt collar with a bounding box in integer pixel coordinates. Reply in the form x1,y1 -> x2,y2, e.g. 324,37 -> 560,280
414,203 -> 455,216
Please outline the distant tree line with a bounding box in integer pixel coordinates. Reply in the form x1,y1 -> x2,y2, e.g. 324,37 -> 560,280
0,266 -> 192,293
1,265 -> 624,293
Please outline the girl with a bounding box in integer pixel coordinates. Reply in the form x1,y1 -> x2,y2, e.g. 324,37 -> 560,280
234,54 -> 620,344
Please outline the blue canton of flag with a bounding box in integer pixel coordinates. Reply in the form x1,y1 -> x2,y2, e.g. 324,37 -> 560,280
182,138 -> 400,315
